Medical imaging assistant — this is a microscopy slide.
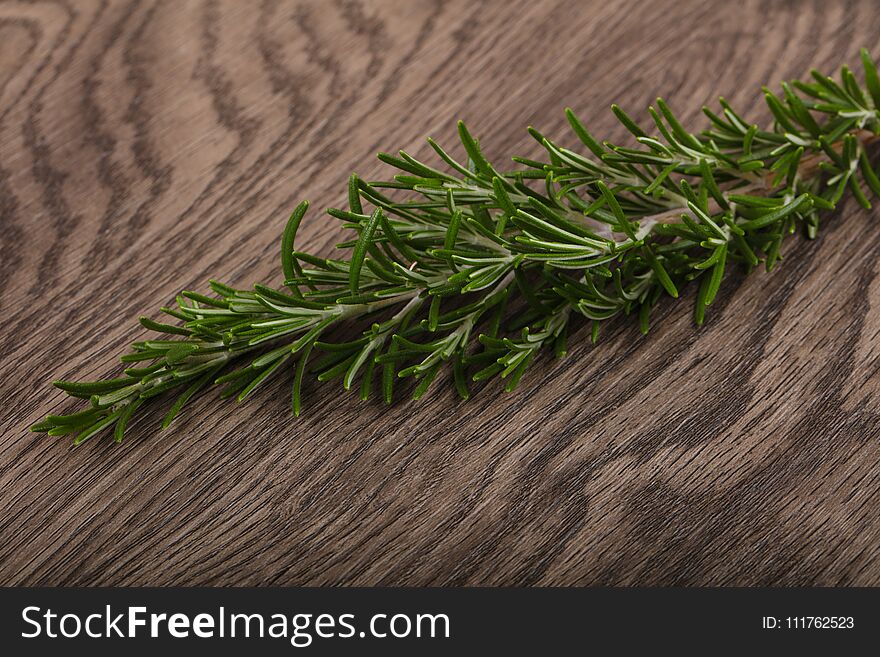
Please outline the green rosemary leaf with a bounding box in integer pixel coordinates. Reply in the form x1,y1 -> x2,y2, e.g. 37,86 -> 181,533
553,322 -> 568,358
347,173 -> 364,214
742,124 -> 758,156
781,82 -> 821,137
565,108 -> 605,158
53,377 -> 136,395
644,162 -> 679,195
739,194 -> 812,231
119,350 -> 163,363
73,411 -> 122,446
281,201 -> 310,287
45,407 -> 104,427
381,339 -> 399,404
472,361 -> 504,382
859,151 -> 880,197
655,98 -> 702,149
412,363 -> 442,400
492,176 -> 516,235
642,245 -> 678,298
162,366 -> 221,429
139,316 -> 191,337
842,66 -> 868,107
611,104 -> 648,139
29,419 -> 57,433
114,399 -> 143,442
764,90 -> 801,134
427,295 -> 441,332
596,181 -> 636,240
343,341 -> 378,391
291,342 -> 314,416
638,301 -> 652,335
694,274 -> 710,326
452,354 -> 470,400
698,159 -> 728,210
457,121 -> 493,177
349,208 -> 383,295
861,48 -> 880,109
503,351 -> 535,392
703,244 -> 728,306
849,176 -> 872,210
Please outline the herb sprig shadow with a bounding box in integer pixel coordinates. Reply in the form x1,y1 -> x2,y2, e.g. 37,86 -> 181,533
32,50 -> 880,444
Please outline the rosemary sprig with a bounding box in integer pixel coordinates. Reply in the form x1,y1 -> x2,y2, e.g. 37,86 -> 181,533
32,51 -> 880,444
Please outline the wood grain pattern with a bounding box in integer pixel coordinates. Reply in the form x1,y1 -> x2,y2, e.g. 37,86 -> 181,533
1,0 -> 879,586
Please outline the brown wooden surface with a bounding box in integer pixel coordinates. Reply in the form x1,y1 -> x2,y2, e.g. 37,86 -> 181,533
1,0 -> 879,586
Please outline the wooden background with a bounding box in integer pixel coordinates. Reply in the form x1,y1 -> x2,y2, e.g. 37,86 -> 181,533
1,0 -> 879,586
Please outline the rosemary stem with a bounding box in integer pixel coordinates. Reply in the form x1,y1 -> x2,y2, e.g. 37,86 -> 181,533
32,50 -> 880,443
